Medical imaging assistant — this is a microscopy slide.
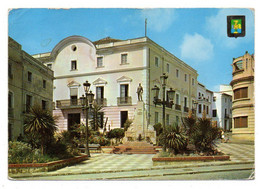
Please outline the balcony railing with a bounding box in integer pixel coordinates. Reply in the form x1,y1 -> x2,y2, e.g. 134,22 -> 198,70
225,114 -> 230,119
56,99 -> 82,109
175,104 -> 181,111
184,106 -> 189,112
8,108 -> 14,118
94,98 -> 107,107
117,96 -> 132,106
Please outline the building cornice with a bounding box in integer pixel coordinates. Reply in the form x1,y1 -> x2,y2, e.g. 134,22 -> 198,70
232,103 -> 254,110
55,66 -> 148,79
230,76 -> 254,86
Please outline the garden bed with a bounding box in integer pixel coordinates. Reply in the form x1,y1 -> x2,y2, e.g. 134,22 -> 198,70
152,152 -> 230,166
8,155 -> 89,174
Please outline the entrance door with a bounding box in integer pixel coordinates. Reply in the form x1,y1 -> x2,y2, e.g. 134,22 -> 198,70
120,111 -> 128,128
68,113 -> 80,131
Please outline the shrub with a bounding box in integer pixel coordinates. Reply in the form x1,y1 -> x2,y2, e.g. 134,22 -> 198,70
89,135 -> 110,146
107,128 -> 125,145
8,141 -> 58,164
123,119 -> 133,132
159,124 -> 188,155
190,116 -> 219,153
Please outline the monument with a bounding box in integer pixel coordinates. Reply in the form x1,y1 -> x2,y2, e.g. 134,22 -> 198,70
123,84 -> 156,144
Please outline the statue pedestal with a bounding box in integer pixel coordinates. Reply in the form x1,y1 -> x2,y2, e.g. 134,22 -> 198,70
123,101 -> 156,144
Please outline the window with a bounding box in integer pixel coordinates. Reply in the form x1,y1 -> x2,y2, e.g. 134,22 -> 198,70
70,87 -> 78,105
212,109 -> 217,117
120,84 -> 129,98
28,71 -> 32,82
26,95 -> 32,112
234,60 -> 243,71
42,100 -> 47,110
155,112 -> 159,124
199,92 -> 201,97
203,105 -> 206,112
47,64 -> 52,69
184,97 -> 187,107
43,80 -> 46,89
234,116 -> 248,128
71,60 -> 77,70
185,74 -> 187,82
97,57 -> 103,68
176,94 -> 180,105
176,69 -> 179,78
121,54 -> 128,64
206,106 -> 209,114
198,104 -> 202,113
192,78 -> 195,86
155,57 -> 159,67
166,63 -> 170,73
96,86 -> 104,99
71,45 -> 77,51
234,87 -> 248,100
8,63 -> 13,79
8,91 -> 13,108
213,96 -> 216,102
166,114 -> 170,126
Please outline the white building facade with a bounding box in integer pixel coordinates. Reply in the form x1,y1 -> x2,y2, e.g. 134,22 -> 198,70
212,91 -> 232,131
33,36 -> 198,132
196,83 -> 213,118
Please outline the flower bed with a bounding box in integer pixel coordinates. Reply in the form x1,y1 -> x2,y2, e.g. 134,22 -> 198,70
152,153 -> 230,166
8,155 -> 89,174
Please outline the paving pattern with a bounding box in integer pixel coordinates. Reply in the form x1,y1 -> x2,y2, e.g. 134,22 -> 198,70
216,142 -> 255,163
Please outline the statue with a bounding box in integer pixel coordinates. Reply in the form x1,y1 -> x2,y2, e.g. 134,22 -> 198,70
136,83 -> 143,101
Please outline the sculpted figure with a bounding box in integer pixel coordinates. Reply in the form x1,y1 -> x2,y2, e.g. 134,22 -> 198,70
137,83 -> 143,101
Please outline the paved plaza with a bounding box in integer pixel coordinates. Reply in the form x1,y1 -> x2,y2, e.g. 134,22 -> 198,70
10,141 -> 255,180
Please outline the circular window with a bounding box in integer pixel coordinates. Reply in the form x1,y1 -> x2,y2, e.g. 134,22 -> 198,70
71,45 -> 77,51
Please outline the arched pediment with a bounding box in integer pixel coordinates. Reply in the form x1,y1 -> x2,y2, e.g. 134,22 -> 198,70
93,78 -> 108,85
117,76 -> 132,83
50,35 -> 96,60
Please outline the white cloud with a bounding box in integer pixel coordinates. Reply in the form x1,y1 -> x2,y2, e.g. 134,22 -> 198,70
140,9 -> 176,32
180,33 -> 214,62
205,8 -> 254,48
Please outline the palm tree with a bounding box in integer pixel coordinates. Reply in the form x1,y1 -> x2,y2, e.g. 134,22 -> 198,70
24,104 -> 57,154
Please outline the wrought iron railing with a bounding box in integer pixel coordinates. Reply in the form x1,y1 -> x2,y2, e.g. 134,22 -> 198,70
117,96 -> 132,106
95,98 -> 107,106
175,104 -> 181,111
56,99 -> 82,109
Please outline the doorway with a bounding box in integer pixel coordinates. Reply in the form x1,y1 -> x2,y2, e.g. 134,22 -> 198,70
120,111 -> 128,128
68,113 -> 80,131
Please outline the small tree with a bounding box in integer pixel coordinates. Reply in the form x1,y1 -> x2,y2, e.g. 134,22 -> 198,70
123,119 -> 133,132
24,104 -> 57,155
182,110 -> 196,138
153,123 -> 163,145
90,101 -> 104,131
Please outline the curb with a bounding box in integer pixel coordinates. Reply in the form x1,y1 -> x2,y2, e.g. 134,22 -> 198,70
9,160 -> 254,179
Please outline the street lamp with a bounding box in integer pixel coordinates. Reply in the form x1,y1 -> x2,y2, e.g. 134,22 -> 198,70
192,100 -> 198,116
80,80 -> 94,157
152,73 -> 175,151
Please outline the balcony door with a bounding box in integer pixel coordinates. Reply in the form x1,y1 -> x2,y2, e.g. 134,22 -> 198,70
70,88 -> 78,105
68,113 -> 80,131
120,84 -> 129,103
121,111 -> 128,128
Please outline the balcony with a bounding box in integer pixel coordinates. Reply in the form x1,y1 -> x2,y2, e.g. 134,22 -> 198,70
175,104 -> 181,111
8,108 -> 14,118
184,106 -> 189,113
225,114 -> 230,119
56,99 -> 82,109
95,98 -> 107,107
117,96 -> 132,106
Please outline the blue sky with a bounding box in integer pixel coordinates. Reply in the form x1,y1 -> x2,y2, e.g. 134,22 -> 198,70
8,8 -> 255,91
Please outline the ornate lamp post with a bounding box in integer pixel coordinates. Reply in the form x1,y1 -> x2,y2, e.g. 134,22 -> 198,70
152,73 -> 175,151
80,80 -> 94,157
192,100 -> 198,116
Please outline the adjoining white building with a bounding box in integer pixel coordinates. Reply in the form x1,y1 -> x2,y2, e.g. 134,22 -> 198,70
211,85 -> 232,131
196,82 -> 213,118
33,36 -> 198,133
